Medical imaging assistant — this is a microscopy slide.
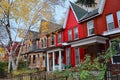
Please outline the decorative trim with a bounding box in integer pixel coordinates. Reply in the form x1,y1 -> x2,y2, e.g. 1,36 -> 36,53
70,35 -> 108,47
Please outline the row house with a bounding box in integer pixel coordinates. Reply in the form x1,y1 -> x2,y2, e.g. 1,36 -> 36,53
66,0 -> 120,65
23,0 -> 120,72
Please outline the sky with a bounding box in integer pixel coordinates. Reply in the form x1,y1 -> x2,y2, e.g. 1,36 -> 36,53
54,0 -> 77,24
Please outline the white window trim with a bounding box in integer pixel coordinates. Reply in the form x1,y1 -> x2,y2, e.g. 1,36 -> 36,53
50,35 -> 55,46
75,47 -> 80,65
58,32 -> 62,44
87,20 -> 94,36
68,29 -> 72,41
117,11 -> 120,27
66,48 -> 71,65
109,40 -> 120,64
106,14 -> 115,31
74,27 -> 79,40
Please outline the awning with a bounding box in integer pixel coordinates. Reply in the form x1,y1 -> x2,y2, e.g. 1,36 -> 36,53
69,35 -> 108,47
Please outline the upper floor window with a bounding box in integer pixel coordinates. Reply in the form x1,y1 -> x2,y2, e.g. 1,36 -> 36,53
68,29 -> 72,41
117,11 -> 120,27
87,20 -> 94,36
51,35 -> 54,45
44,38 -> 47,47
58,32 -> 62,43
106,14 -> 114,31
74,27 -> 78,40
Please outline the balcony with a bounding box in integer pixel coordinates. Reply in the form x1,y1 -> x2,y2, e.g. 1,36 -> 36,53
103,28 -> 120,36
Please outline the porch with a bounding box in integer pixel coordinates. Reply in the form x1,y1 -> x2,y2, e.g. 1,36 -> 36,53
47,48 -> 64,72
69,35 -> 108,59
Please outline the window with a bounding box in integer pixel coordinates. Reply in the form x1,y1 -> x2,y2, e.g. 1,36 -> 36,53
66,48 -> 71,65
111,40 -> 120,63
74,27 -> 78,39
106,14 -> 114,31
87,20 -> 94,36
117,11 -> 120,27
33,55 -> 36,64
58,32 -> 62,43
51,35 -> 54,45
68,29 -> 72,41
43,38 -> 47,47
75,48 -> 80,65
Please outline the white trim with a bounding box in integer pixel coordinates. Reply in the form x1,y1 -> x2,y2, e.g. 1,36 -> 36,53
75,47 -> 80,65
117,11 -> 120,27
71,36 -> 108,47
87,20 -> 94,36
47,48 -> 63,53
63,7 -> 70,29
103,27 -> 120,36
98,0 -> 106,14
106,14 -> 115,31
70,3 -> 79,22
79,0 -> 106,22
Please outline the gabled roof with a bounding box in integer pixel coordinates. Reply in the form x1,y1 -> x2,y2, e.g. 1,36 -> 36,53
70,2 -> 88,21
40,20 -> 62,34
79,0 -> 106,22
80,9 -> 99,21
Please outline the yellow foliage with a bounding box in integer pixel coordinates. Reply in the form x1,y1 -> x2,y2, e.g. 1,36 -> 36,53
0,47 -> 6,54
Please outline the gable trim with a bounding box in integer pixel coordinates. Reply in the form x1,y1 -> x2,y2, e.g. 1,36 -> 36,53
63,7 -> 70,29
70,3 -> 79,22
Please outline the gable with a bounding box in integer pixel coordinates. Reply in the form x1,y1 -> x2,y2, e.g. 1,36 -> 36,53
63,7 -> 78,29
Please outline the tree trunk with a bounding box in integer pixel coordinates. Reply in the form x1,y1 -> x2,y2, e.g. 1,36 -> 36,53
8,56 -> 11,73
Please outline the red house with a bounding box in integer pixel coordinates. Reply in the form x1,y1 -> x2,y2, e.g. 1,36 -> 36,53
62,2 -> 86,67
69,0 -> 120,64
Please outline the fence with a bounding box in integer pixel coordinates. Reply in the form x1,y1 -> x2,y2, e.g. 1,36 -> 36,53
1,63 -> 120,80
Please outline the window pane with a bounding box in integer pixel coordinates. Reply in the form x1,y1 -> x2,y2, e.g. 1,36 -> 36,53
106,14 -> 114,30
58,33 -> 62,43
87,21 -> 94,35
74,27 -> 78,39
51,36 -> 54,45
108,22 -> 114,30
68,29 -> 72,41
75,48 -> 80,65
66,48 -> 71,65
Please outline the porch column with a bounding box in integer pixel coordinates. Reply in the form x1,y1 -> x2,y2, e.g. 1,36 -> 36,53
59,50 -> 62,71
47,52 -> 49,71
52,52 -> 55,71
31,55 -> 33,66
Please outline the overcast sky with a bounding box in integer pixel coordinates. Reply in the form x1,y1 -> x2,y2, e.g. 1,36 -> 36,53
54,0 -> 77,24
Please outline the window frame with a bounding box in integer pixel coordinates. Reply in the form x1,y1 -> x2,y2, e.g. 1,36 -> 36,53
106,14 -> 115,31
66,48 -> 71,65
110,40 -> 120,64
75,47 -> 80,65
58,32 -> 62,43
117,11 -> 120,27
68,29 -> 72,41
74,26 -> 78,40
87,20 -> 94,36
51,35 -> 55,46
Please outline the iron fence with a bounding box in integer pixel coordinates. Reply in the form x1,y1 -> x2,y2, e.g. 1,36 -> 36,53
1,63 -> 120,80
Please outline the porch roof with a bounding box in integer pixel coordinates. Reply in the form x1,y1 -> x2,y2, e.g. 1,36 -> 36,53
69,35 -> 108,47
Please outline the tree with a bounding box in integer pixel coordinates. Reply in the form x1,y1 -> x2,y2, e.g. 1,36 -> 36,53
0,0 -> 54,73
